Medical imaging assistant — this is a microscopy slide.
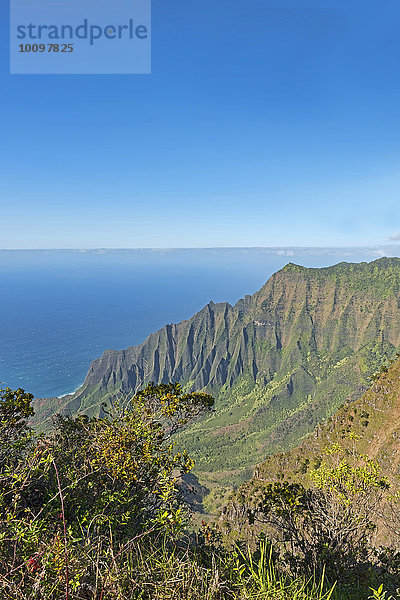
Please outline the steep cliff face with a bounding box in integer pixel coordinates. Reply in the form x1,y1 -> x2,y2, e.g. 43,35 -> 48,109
35,258 -> 400,480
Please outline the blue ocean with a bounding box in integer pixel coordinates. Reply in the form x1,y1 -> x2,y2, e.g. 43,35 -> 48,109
0,247 -> 398,399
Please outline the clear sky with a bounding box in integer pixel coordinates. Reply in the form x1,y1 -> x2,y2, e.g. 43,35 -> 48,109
2,0 -> 400,249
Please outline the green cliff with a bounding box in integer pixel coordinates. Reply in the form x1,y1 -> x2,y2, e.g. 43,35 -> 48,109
35,257 -> 400,489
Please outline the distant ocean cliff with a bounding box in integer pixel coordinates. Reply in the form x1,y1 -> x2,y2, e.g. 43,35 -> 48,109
1,247 -> 399,398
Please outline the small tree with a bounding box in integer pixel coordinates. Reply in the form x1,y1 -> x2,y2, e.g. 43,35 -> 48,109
0,386 -> 34,468
50,382 -> 215,537
248,444 -> 390,580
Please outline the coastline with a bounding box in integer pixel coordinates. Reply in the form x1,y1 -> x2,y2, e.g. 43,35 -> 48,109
57,383 -> 83,399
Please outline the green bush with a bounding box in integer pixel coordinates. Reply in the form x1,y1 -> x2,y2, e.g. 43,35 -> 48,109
0,385 -> 398,599
0,383 -> 215,598
246,443 -> 399,597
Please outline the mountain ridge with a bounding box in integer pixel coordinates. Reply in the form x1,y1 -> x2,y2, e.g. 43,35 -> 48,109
34,257 -> 400,487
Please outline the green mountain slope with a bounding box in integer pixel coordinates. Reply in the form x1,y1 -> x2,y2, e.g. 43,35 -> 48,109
221,355 -> 400,541
34,258 -> 400,487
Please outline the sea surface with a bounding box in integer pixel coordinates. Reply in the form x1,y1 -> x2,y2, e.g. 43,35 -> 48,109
0,247 -> 399,399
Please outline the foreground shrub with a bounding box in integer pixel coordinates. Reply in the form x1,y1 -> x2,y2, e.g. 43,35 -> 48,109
0,383 -> 214,598
0,386 -> 397,599
245,443 -> 400,596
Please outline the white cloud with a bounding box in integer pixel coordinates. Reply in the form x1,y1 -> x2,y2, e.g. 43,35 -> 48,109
389,232 -> 400,241
274,249 -> 295,256
368,248 -> 390,258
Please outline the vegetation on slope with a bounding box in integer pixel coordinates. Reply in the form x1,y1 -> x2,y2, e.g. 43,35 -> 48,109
2,381 -> 400,599
226,353 -> 400,507
1,384 -> 343,600
219,358 -> 400,595
35,258 -> 400,497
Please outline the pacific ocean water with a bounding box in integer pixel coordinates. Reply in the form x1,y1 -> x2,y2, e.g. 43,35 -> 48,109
0,247 -> 397,399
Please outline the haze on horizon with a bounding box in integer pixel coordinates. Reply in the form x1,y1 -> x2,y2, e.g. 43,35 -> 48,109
2,1 -> 400,249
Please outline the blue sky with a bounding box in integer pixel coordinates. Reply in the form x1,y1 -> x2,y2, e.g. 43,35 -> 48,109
2,0 -> 400,248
